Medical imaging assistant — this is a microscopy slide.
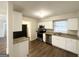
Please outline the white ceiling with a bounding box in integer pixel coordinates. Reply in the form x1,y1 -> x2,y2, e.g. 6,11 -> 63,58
12,1 -> 79,19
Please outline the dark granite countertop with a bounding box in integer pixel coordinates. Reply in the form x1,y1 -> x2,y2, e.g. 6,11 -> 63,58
13,37 -> 29,44
45,32 -> 79,40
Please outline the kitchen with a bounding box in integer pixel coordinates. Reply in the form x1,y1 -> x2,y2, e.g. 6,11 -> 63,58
7,1 -> 79,57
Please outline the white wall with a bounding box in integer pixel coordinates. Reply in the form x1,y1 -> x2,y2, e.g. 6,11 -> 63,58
39,12 -> 79,22
0,19 -> 4,37
0,2 -> 7,37
22,20 -> 31,40
0,16 -> 6,37
0,1 -> 8,56
23,17 -> 38,41
0,1 -> 7,15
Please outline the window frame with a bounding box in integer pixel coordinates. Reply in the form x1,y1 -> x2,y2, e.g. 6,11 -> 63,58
53,19 -> 68,33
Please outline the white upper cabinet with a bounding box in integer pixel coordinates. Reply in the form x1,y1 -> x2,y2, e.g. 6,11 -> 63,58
52,35 -> 78,54
38,21 -> 53,29
68,18 -> 78,30
13,11 -> 22,31
45,21 -> 53,29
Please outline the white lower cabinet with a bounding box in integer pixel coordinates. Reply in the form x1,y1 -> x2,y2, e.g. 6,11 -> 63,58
52,36 -> 65,49
43,33 -> 46,42
52,35 -> 78,54
56,36 -> 66,49
65,38 -> 77,54
13,40 -> 29,57
77,40 -> 79,56
52,36 -> 58,46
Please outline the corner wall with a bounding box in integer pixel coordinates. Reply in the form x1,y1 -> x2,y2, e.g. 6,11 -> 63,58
23,17 -> 38,41
8,2 -> 14,56
39,12 -> 79,22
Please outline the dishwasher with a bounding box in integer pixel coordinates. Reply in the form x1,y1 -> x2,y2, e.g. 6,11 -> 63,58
46,34 -> 52,45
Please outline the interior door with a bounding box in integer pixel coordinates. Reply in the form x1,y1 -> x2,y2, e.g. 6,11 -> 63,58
22,25 -> 27,37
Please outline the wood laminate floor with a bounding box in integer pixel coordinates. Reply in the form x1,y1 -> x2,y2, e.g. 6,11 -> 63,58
29,39 -> 78,57
0,37 -> 6,55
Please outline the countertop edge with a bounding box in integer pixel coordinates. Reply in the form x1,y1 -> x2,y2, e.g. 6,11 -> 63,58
44,32 -> 79,40
13,37 -> 29,44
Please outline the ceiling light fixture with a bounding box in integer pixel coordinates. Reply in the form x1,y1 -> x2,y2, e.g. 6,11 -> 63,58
34,10 -> 50,18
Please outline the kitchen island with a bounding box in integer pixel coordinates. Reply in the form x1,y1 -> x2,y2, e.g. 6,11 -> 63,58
13,37 -> 29,57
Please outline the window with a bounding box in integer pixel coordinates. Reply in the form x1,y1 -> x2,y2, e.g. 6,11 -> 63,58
0,15 -> 6,37
53,20 -> 68,33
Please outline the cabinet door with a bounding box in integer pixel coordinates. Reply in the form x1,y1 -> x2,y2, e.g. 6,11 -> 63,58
52,36 -> 66,49
55,36 -> 65,49
52,35 -> 78,54
38,22 -> 45,27
68,18 -> 78,30
13,41 -> 28,57
13,11 -> 22,31
66,38 -> 77,54
44,21 -> 53,29
77,40 -> 79,55
52,36 -> 59,46
43,33 -> 46,42
58,37 -> 66,49
38,21 -> 53,29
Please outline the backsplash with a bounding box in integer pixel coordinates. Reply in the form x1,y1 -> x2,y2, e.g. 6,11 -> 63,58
46,29 -> 53,33
68,30 -> 77,35
46,29 -> 77,35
